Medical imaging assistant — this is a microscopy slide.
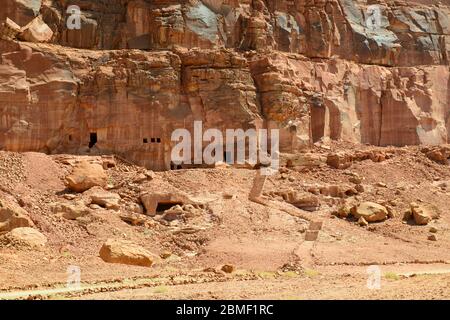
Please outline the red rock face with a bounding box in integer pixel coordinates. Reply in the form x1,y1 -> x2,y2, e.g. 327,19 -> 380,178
1,0 -> 450,169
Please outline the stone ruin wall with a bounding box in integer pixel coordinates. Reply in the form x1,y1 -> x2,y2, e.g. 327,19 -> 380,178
1,0 -> 450,170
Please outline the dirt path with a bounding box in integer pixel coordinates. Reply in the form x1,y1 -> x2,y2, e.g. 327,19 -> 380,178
1,264 -> 449,300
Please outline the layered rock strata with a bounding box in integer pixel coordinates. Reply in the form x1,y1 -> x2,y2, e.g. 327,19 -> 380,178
1,0 -> 450,169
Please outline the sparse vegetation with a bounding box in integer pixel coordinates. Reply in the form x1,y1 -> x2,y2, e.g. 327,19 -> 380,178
154,286 -> 169,294
304,269 -> 320,277
282,271 -> 300,278
384,272 -> 400,281
257,271 -> 277,279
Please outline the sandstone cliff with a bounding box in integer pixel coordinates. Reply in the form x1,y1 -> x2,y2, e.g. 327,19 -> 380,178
1,0 -> 450,169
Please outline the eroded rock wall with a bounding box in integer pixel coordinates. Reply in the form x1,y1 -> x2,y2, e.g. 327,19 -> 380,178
1,0 -> 450,169
31,0 -> 450,67
0,41 -> 264,170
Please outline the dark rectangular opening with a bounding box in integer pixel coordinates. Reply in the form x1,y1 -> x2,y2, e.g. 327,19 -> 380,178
224,151 -> 232,164
156,138 -> 161,143
89,132 -> 97,148
151,138 -> 156,143
143,138 -> 148,144
156,202 -> 183,213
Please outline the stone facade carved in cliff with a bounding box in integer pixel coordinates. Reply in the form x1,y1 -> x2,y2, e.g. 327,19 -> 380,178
1,0 -> 450,170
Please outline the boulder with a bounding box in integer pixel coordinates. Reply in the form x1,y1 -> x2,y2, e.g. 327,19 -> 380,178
280,153 -> 326,168
0,18 -> 21,40
162,205 -> 185,221
144,170 -> 156,180
355,184 -> 365,193
351,202 -> 388,223
119,213 -> 146,226
358,216 -> 369,227
133,173 -> 147,183
88,187 -> 121,210
1,227 -> 47,247
422,146 -> 450,165
281,191 -> 320,211
128,203 -> 144,214
335,202 -> 353,218
0,199 -> 34,233
52,201 -> 90,220
360,150 -> 390,163
66,161 -> 107,193
349,176 -> 363,184
319,185 -> 354,198
130,170 -> 154,183
386,205 -> 396,219
403,209 -> 412,221
0,0 -> 41,26
221,264 -> 235,273
19,16 -> 53,43
101,156 -> 116,169
326,153 -> 352,169
160,251 -> 172,259
410,203 -> 440,225
99,239 -> 156,267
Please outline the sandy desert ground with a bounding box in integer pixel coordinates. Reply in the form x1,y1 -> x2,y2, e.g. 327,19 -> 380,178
0,142 -> 449,300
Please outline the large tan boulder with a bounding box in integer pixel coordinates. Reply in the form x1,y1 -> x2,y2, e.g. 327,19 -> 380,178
335,203 -> 353,218
99,239 -> 156,267
160,204 -> 203,221
66,161 -> 108,193
51,201 -> 90,220
1,227 -> 47,248
0,18 -> 21,40
119,212 -> 146,226
410,203 -> 440,225
319,184 -> 356,198
87,187 -> 121,210
19,16 -> 53,43
162,205 -> 185,221
358,216 -> 369,227
326,152 -> 352,169
0,199 -> 34,233
351,202 -> 388,223
280,191 -> 320,211
280,153 -> 326,168
422,146 -> 450,165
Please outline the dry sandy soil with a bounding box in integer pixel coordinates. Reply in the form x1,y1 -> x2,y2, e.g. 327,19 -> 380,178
0,142 -> 449,300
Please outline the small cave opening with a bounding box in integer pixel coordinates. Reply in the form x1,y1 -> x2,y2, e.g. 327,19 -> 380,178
156,202 -> 183,213
89,132 -> 98,148
170,162 -> 182,170
311,104 -> 326,143
143,138 -> 149,144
